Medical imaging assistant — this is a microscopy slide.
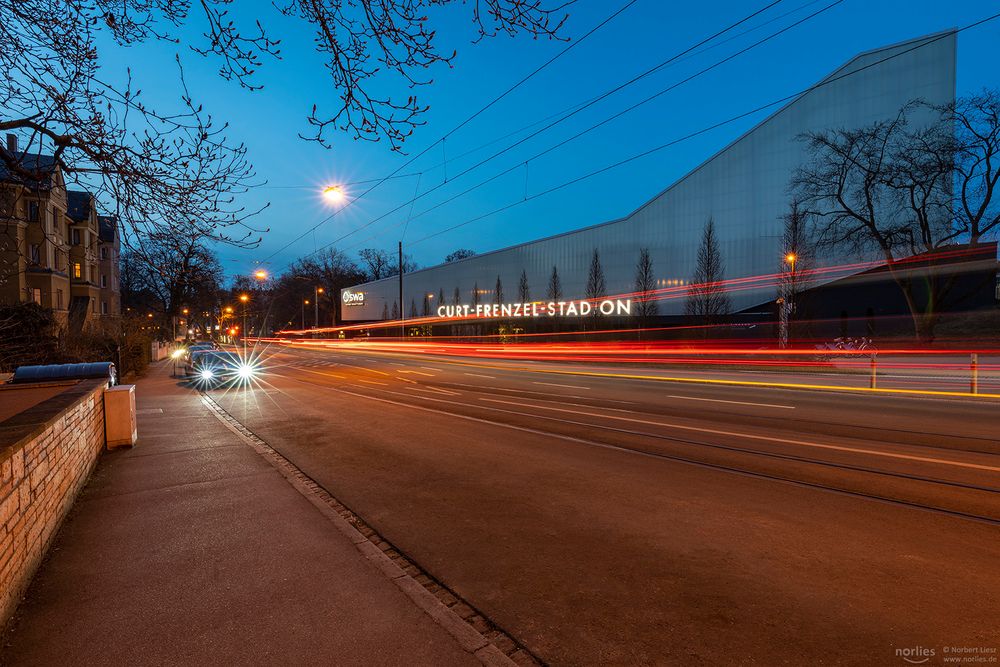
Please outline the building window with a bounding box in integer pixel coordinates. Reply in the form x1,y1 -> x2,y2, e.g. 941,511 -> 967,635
102,301 -> 108,315
100,246 -> 108,260
31,288 -> 41,304
28,244 -> 40,265
73,262 -> 82,279
72,229 -> 81,245
101,274 -> 107,288
91,298 -> 96,313
56,289 -> 63,309
28,201 -> 39,222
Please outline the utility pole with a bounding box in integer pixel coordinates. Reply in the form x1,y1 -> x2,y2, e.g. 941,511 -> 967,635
398,240 -> 404,339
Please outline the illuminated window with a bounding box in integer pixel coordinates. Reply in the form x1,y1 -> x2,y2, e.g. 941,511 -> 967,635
73,263 -> 82,279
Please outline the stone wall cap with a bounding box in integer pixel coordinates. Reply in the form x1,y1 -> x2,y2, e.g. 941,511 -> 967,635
0,379 -> 107,461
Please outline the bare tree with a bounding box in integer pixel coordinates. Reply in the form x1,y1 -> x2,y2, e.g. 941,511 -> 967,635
0,0 -> 572,275
358,248 -> 393,280
472,282 -> 481,307
585,249 -> 606,302
685,218 -> 730,325
546,265 -> 562,301
452,286 -> 461,306
390,300 -> 399,319
494,275 -> 504,305
791,104 -> 957,340
633,247 -> 658,324
445,249 -> 477,262
122,234 -> 223,320
941,89 -> 1000,245
778,201 -> 811,305
518,269 -> 530,302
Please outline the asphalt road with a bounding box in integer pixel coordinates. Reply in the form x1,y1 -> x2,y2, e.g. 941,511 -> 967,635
208,342 -> 1000,666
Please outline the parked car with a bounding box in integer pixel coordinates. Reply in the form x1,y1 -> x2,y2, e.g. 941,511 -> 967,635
182,342 -> 215,364
183,347 -> 216,376
190,351 -> 258,386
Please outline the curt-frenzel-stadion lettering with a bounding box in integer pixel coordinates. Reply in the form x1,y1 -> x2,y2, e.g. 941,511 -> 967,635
437,299 -> 632,318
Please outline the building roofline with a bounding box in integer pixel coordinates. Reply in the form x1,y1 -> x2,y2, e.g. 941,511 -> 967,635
355,30 -> 958,291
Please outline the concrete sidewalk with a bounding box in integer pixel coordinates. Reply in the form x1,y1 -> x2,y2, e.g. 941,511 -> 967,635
0,362 -> 480,666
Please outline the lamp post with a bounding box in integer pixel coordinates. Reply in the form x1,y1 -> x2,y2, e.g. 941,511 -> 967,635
315,287 -> 324,329
302,299 -> 310,330
239,294 -> 249,356
778,253 -> 797,349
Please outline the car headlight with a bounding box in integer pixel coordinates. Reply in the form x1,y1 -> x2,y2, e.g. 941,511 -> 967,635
200,369 -> 215,380
236,364 -> 256,379
171,349 -> 185,359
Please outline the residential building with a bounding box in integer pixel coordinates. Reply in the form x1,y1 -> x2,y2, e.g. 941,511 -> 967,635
97,215 -> 121,317
1,133 -> 121,329
0,134 -> 71,326
65,190 -> 103,331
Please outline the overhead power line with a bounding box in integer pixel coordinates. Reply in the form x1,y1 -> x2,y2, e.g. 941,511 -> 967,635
260,0 -> 643,265
286,0 -> 792,268
404,15 -> 997,247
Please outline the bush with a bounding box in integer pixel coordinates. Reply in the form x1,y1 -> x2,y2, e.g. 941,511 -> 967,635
0,303 -> 61,372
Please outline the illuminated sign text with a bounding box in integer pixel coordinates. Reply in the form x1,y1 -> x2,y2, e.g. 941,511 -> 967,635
436,299 -> 631,319
342,290 -> 365,306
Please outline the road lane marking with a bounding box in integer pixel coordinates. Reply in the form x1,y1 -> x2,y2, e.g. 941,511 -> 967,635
444,382 -> 635,404
464,373 -> 496,379
479,397 -> 1000,473
420,367 -> 441,373
358,379 -> 388,386
272,375 -> 1000,525
398,370 -> 434,377
407,386 -> 460,396
665,395 -> 794,409
338,362 -> 391,376
533,381 -> 589,390
299,368 -> 346,380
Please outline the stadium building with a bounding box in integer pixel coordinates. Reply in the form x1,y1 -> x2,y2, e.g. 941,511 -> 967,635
339,31 -> 996,332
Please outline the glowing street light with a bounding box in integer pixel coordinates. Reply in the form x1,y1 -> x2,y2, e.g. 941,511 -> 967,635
322,185 -> 345,204
238,294 -> 249,354
254,269 -> 268,281
785,253 -> 797,266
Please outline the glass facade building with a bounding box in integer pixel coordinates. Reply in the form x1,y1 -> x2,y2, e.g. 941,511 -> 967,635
341,32 -> 957,322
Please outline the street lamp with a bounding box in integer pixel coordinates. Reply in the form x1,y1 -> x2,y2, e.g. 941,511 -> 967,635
322,185 -> 345,204
254,269 -> 268,281
778,253 -> 797,349
315,286 -> 324,329
302,299 -> 310,330
239,294 -> 249,355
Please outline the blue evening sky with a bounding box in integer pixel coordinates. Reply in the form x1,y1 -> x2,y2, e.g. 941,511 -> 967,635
103,0 -> 999,278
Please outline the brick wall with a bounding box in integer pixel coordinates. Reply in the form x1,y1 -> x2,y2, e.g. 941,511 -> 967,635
0,379 -> 107,626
